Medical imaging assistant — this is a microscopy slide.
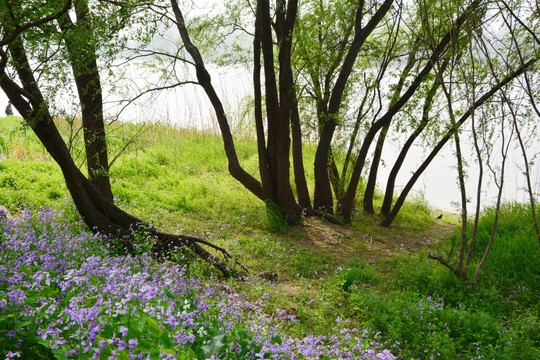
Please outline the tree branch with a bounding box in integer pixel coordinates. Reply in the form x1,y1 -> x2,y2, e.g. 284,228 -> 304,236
1,1 -> 73,47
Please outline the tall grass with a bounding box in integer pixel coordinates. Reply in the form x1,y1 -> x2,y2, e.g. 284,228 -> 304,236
450,202 -> 540,297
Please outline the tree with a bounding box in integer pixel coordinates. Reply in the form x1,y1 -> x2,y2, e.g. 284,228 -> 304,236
163,0 -> 537,229
0,0 -> 242,277
423,0 -> 540,282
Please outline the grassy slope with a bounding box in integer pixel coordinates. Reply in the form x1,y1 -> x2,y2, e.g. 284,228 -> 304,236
0,116 -> 538,359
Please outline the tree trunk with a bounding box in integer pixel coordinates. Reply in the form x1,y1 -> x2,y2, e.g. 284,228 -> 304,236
58,1 -> 113,201
473,106 -> 511,286
464,108 -> 484,278
291,87 -> 312,209
313,0 -> 394,213
328,147 -> 344,202
363,44 -> 418,213
274,0 -> 302,223
253,5 -> 274,201
380,75 -> 441,215
362,124 -> 389,214
341,83 -> 374,196
170,0 -> 264,201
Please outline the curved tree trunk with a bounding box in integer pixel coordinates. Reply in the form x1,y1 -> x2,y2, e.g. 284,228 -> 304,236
328,147 -> 344,202
1,39 -> 239,277
171,0 -> 264,202
473,110 -> 511,286
362,124 -> 389,214
464,109 -> 484,278
380,75 -> 441,215
363,44 -> 418,213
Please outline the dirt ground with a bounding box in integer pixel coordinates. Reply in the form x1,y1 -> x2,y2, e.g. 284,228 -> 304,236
299,215 -> 457,265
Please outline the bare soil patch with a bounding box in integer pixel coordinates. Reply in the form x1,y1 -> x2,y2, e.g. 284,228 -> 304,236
293,216 -> 457,266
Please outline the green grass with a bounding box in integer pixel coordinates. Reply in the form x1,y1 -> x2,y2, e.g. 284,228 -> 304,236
1,115 -> 539,359
446,202 -> 540,302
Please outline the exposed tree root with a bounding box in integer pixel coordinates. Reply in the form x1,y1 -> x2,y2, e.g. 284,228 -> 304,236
310,209 -> 343,225
151,231 -> 247,279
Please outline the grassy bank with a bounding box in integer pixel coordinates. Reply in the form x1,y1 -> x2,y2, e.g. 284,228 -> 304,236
0,116 -> 539,359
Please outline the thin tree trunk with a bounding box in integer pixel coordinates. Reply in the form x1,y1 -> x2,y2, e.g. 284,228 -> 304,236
437,62 -> 468,273
513,113 -> 540,248
313,0 -> 394,213
363,34 -> 417,214
328,147 -> 344,202
497,81 -> 540,248
473,104 -> 512,286
341,80 -> 373,189
452,131 -> 468,273
363,124 -> 388,214
465,107 -> 483,277
291,87 -> 312,209
253,4 -> 274,201
380,77 -> 440,215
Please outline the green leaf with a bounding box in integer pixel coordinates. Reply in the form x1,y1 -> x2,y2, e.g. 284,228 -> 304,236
159,329 -> 173,348
130,316 -> 146,333
15,320 -> 32,330
144,315 -> 161,337
0,313 -> 15,325
51,348 -> 68,358
271,335 -> 282,345
117,351 -> 131,360
149,349 -> 161,360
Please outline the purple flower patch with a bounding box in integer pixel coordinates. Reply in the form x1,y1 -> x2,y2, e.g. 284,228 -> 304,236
0,208 -> 394,359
